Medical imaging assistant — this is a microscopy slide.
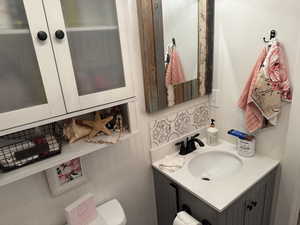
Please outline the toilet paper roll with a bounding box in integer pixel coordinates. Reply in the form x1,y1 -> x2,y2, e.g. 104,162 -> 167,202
173,211 -> 202,225
173,217 -> 186,225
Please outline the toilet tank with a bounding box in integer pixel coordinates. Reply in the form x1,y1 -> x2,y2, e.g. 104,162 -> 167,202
66,199 -> 126,225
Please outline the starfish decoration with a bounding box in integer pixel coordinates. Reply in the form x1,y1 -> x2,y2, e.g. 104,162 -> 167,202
81,112 -> 113,139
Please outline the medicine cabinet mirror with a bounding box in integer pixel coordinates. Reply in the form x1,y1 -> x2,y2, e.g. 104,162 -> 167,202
137,0 -> 214,112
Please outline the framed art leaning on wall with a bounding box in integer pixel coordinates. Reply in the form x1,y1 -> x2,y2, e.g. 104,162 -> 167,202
46,157 -> 87,196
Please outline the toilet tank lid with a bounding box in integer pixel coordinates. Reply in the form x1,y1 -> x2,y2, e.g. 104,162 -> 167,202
97,199 -> 127,225
65,199 -> 126,225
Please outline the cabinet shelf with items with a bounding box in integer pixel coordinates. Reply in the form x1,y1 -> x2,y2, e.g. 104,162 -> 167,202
0,101 -> 138,187
0,97 -> 136,137
0,0 -> 135,132
0,131 -> 137,188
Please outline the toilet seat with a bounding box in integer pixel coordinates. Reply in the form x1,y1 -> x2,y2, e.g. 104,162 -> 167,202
97,199 -> 127,225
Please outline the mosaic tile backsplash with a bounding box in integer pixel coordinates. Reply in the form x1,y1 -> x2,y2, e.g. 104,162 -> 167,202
150,104 -> 210,148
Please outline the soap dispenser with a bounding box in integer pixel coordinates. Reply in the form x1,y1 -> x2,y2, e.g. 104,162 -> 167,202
207,119 -> 218,146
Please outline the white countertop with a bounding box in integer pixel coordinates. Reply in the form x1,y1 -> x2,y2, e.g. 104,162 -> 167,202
152,139 -> 279,212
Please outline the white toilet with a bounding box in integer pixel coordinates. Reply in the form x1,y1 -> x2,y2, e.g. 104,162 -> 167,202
96,199 -> 127,225
66,199 -> 127,225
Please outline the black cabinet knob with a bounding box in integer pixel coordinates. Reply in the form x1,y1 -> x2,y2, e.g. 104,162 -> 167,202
201,219 -> 212,225
247,204 -> 253,211
251,201 -> 258,207
37,31 -> 48,41
55,30 -> 65,40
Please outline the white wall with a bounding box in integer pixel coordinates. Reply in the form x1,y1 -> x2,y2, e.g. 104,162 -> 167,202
162,0 -> 198,81
213,0 -> 300,224
2,1 -> 300,225
213,0 -> 300,160
274,34 -> 300,225
0,1 -> 208,225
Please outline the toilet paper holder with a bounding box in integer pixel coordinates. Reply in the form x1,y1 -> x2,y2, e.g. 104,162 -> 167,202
181,204 -> 192,215
170,183 -> 212,225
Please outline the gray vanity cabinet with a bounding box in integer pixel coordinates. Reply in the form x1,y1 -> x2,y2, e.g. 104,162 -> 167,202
221,168 -> 276,225
153,168 -> 178,225
153,168 -> 277,225
243,183 -> 266,225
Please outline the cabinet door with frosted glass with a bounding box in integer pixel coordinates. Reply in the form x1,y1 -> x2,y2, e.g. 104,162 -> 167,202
0,0 -> 66,131
43,0 -> 134,112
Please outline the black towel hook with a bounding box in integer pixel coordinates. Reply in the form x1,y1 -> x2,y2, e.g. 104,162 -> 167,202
172,38 -> 176,46
263,30 -> 277,43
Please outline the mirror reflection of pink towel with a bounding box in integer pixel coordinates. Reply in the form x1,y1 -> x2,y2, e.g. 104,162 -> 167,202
165,48 -> 186,85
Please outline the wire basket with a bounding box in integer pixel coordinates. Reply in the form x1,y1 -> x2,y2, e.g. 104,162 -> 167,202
0,123 -> 63,172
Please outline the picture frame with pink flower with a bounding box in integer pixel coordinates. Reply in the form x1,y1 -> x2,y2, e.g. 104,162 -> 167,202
46,157 -> 87,196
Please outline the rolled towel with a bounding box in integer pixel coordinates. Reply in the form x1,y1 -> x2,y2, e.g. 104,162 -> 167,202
159,155 -> 186,172
173,211 -> 202,225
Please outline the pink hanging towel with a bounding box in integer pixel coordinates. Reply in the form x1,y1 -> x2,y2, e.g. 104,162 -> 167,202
251,41 -> 292,125
238,48 -> 268,133
165,47 -> 186,85
262,41 -> 292,102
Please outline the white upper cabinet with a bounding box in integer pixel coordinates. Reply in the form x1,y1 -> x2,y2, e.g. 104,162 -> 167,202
0,0 -> 66,131
43,0 -> 134,112
0,0 -> 134,131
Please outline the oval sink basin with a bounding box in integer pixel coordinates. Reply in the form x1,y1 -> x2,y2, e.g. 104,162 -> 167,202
188,151 -> 243,181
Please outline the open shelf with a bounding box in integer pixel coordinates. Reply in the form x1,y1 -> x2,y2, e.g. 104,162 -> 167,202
0,130 -> 138,187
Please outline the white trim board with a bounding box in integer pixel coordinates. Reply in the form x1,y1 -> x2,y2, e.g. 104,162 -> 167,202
0,97 -> 136,136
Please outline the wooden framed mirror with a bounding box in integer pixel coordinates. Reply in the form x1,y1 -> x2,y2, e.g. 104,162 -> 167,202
137,0 -> 214,113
